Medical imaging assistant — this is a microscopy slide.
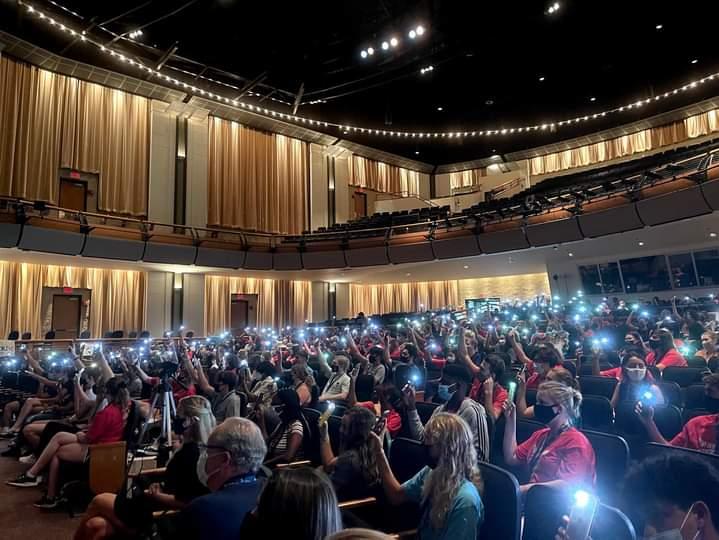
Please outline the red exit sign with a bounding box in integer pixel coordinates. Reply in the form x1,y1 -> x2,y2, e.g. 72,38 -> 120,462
63,287 -> 73,294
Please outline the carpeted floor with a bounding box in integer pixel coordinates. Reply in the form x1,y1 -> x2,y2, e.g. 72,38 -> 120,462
0,441 -> 80,539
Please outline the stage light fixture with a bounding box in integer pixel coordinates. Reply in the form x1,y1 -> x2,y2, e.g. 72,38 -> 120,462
416,25 -> 425,36
408,29 -> 416,39
381,41 -> 389,50
390,37 -> 398,47
367,47 -> 374,55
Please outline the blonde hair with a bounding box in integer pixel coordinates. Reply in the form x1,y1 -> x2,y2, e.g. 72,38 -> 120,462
177,395 -> 216,444
422,413 -> 483,531
538,381 -> 583,424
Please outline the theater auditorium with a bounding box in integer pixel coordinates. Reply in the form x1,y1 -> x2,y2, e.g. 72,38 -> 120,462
0,1 -> 718,539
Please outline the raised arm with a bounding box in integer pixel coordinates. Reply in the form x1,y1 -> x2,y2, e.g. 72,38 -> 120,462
502,401 -> 521,467
457,327 -> 480,376
96,348 -> 116,383
24,349 -> 44,373
346,330 -> 368,363
507,330 -> 532,366
23,370 -> 57,388
68,345 -> 84,371
369,432 -> 406,505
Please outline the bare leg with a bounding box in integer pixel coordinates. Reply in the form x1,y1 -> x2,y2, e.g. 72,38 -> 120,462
10,398 -> 44,431
22,421 -> 49,449
27,431 -> 78,476
2,401 -> 20,427
74,494 -> 124,540
47,442 -> 86,497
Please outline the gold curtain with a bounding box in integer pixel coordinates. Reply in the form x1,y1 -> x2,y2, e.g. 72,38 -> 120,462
530,108 -> 719,175
0,56 -> 149,215
349,155 -> 421,197
0,260 -> 146,338
349,280 -> 459,316
204,275 -> 312,333
207,117 -> 308,234
449,168 -> 485,190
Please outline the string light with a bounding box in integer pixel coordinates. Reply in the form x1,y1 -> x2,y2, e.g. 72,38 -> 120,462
18,0 -> 719,142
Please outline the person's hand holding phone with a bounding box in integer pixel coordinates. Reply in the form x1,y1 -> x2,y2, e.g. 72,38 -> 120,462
502,399 -> 517,423
402,383 -> 417,411
635,401 -> 654,424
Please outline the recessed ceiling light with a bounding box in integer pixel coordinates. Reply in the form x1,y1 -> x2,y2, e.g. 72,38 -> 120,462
367,47 -> 374,55
414,150 -> 420,155
691,58 -> 699,64
638,241 -> 645,246
655,24 -> 663,30
390,37 -> 399,47
568,252 -> 574,257
406,272 -> 411,276
436,106 -> 443,111
415,25 -> 425,36
381,41 -> 389,50
463,265 -> 469,269
538,76 -> 545,81
360,50 -> 368,59
408,29 -> 417,39
710,232 -> 717,238
590,96 -> 596,102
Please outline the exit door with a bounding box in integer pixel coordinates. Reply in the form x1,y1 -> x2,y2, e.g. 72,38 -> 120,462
230,293 -> 258,333
52,295 -> 81,339
353,191 -> 367,219
59,179 -> 87,212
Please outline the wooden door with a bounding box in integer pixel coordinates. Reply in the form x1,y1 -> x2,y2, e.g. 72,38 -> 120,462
353,191 -> 367,218
52,295 -> 81,339
230,299 -> 249,332
59,179 -> 87,211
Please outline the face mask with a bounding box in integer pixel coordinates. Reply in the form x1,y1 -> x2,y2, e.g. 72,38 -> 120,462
423,444 -> 439,469
704,394 -> 719,414
331,364 -> 339,372
649,339 -> 661,349
446,355 -> 455,363
626,367 -> 647,382
535,363 -> 549,376
533,403 -> 560,424
437,383 -> 457,402
172,416 -> 187,435
196,450 -> 225,488
646,505 -> 698,540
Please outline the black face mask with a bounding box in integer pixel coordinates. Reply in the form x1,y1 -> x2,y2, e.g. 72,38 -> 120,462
423,445 -> 439,469
171,416 -> 187,435
649,339 -> 661,349
705,395 -> 719,414
534,404 -> 560,424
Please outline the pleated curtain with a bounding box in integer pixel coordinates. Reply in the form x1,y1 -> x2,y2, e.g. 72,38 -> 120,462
449,168 -> 485,190
349,155 -> 421,197
529,108 -> 719,175
204,275 -> 312,333
0,55 -> 149,215
349,280 -> 459,316
0,260 -> 146,338
207,116 -> 308,234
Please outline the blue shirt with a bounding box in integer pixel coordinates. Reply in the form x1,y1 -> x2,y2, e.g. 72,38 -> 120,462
182,475 -> 261,540
402,466 -> 484,540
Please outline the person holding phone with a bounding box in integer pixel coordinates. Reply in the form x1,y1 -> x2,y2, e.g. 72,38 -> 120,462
593,350 -> 664,410
503,381 -> 596,494
646,328 -> 687,371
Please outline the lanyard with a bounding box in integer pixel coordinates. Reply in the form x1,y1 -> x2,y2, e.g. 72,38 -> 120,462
527,424 -> 570,474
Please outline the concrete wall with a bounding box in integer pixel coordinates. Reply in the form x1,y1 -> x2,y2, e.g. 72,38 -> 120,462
309,143 -> 329,230
335,283 -> 350,319
182,273 -> 205,336
334,153 -> 351,224
146,271 -> 174,338
186,115 -> 209,228
311,281 -> 328,322
148,101 -> 177,223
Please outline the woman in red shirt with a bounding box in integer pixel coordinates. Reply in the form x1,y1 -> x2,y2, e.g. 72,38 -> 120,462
503,381 -> 596,495
7,377 -> 131,508
645,329 -> 687,371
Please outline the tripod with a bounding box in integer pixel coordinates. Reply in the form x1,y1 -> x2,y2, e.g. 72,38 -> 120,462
138,373 -> 177,464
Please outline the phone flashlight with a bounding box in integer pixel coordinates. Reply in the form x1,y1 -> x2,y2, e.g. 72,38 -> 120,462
507,380 -> 517,403
641,311 -> 649,318
566,489 -> 599,540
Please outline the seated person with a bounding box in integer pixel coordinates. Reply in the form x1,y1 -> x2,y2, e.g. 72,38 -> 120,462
508,331 -> 564,389
180,417 -> 267,540
319,355 -> 351,403
291,363 -> 316,407
620,453 -> 719,540
186,355 -> 243,423
240,360 -> 278,411
637,373 -> 719,453
7,377 -> 133,509
503,381 -> 596,494
598,350 -> 665,410
516,366 -> 578,419
371,412 -> 484,540
457,330 -> 507,420
646,328 -> 687,371
404,364 -> 490,461
320,405 -> 381,501
74,395 -> 215,539
696,331 -> 719,365
257,389 -> 306,466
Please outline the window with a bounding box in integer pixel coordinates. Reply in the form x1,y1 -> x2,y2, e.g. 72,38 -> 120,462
598,262 -> 623,293
668,253 -> 697,289
620,256 -> 671,292
694,249 -> 719,286
578,265 -> 602,295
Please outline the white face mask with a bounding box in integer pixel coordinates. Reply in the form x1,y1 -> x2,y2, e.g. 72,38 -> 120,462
645,505 -> 700,540
626,367 -> 647,382
196,449 -> 226,488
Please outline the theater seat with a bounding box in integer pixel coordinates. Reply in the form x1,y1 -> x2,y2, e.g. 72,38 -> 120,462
580,396 -> 614,432
389,437 -> 428,483
477,463 -> 521,540
579,376 -> 618,400
683,384 -> 706,410
590,503 -> 637,540
662,367 -> 706,387
415,401 -> 439,424
643,442 -> 719,472
582,430 -> 630,503
655,381 -> 682,407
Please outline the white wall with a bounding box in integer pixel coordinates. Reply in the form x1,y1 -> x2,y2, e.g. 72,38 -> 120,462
146,271 -> 174,337
182,273 -> 205,336
148,101 -> 176,223
334,153 -> 351,224
335,283 -> 350,319
311,281 -> 328,322
309,143 -> 328,230
186,115 -> 209,229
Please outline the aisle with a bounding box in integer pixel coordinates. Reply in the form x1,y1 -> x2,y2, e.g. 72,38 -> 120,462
0,441 -> 80,539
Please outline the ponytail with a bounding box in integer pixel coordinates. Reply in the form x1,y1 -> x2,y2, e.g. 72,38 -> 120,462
537,381 -> 583,425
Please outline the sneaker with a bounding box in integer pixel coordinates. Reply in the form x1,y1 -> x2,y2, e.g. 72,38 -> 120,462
1,444 -> 20,458
6,472 -> 42,487
18,454 -> 37,465
33,495 -> 59,509
0,430 -> 17,439
0,427 -> 9,435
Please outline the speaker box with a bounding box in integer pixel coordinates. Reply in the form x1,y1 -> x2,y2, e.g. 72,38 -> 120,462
19,226 -> 85,255
273,251 -> 303,271
345,246 -> 389,267
302,250 -> 347,270
244,251 -> 273,270
143,242 -> 197,264
432,235 -> 481,259
525,217 -> 583,247
388,242 -> 435,264
0,223 -> 21,248
636,185 -> 711,226
478,229 -> 529,253
195,247 -> 245,269
700,178 -> 719,210
578,205 -> 643,237
83,236 -> 146,261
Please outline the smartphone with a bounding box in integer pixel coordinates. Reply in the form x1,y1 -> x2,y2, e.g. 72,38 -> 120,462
373,410 -> 390,435
319,402 -> 335,426
507,380 -> 517,403
566,490 -> 599,540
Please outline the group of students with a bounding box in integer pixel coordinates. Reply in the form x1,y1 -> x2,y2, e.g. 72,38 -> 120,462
0,296 -> 717,539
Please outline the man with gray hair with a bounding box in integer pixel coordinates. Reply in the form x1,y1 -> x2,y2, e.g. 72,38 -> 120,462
180,417 -> 267,540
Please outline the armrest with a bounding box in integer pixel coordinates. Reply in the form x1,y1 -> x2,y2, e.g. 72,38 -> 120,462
152,509 -> 180,519
129,467 -> 167,478
394,529 -> 418,538
338,496 -> 377,510
274,460 -> 312,469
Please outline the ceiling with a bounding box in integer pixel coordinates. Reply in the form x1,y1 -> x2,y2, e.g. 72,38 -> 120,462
1,0 -> 719,164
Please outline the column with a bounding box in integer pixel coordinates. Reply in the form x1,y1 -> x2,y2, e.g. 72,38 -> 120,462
182,273 -> 206,336
186,114 -> 209,229
311,281 -> 328,322
147,101 -> 177,223
334,151 -> 351,224
145,271 -> 174,338
309,143 -> 329,231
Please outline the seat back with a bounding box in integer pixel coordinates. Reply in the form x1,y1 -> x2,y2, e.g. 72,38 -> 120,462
517,419 -> 546,444
522,485 -> 571,540
328,415 -> 343,456
662,367 -> 705,387
580,395 -> 614,432
79,330 -> 91,339
478,463 -> 521,540
389,437 -> 428,483
656,381 -> 683,407
582,430 -> 630,501
643,442 -> 719,472
684,384 -> 706,410
89,441 -> 127,495
21,332 -> 31,340
652,404 -> 683,441
590,503 -> 637,540
615,402 -> 682,441
139,330 -> 150,338
355,374 -> 375,402
111,330 -> 124,339
415,401 -> 439,424
301,408 -> 322,465
579,375 -> 618,399
128,331 -> 138,339
7,330 -> 18,340
44,330 -> 56,340
686,356 -> 709,369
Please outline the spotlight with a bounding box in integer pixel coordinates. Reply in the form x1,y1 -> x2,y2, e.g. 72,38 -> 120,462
691,58 -> 698,64
416,25 -> 425,36
655,24 -> 663,30
360,50 -> 368,58
381,41 -> 389,50
710,232 -> 717,238
390,37 -> 399,47
367,47 -> 374,55
408,29 -> 417,39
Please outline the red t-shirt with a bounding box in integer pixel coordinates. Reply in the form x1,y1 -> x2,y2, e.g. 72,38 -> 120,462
526,372 -> 543,390
670,413 -> 718,453
645,349 -> 687,368
148,376 -> 197,402
515,427 -> 596,487
469,379 -> 508,416
356,401 -> 402,438
86,403 -> 125,444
